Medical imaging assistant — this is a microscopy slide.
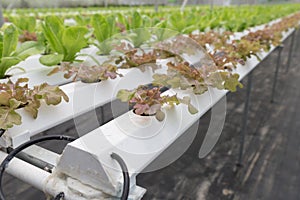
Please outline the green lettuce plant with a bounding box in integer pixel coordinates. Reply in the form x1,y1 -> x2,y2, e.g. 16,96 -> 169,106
39,15 -> 89,66
8,15 -> 37,42
0,24 -> 44,79
91,14 -> 119,55
120,11 -> 152,48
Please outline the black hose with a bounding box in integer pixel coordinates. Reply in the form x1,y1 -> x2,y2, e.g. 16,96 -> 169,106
0,135 -> 76,200
111,153 -> 130,200
54,192 -> 65,200
0,130 -> 5,138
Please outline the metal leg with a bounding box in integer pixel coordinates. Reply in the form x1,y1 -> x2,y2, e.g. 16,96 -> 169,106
286,30 -> 296,73
99,106 -> 105,125
271,45 -> 284,103
295,29 -> 300,54
237,72 -> 253,167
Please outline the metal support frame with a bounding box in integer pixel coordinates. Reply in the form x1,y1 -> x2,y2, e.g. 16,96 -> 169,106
295,29 -> 300,53
285,29 -> 296,73
99,106 -> 105,125
271,45 -> 284,103
237,72 -> 253,167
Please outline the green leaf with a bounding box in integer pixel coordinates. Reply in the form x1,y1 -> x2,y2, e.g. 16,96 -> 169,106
62,26 -> 88,62
39,54 -> 64,66
24,99 -> 40,119
193,85 -> 208,95
154,21 -> 178,41
166,77 -> 182,89
0,57 -> 23,78
0,90 -> 11,106
179,96 -> 198,114
42,16 -> 65,55
188,104 -> 198,115
207,72 -> 243,92
92,14 -> 110,43
91,14 -> 116,55
0,57 -> 23,67
207,72 -> 226,90
0,106 -> 22,130
26,16 -> 37,33
131,11 -> 143,29
13,41 -> 44,60
117,13 -> 129,30
33,83 -> 69,106
2,24 -> 19,57
130,29 -> 151,47
223,73 -> 244,92
9,98 -> 22,109
117,89 -> 135,102
165,95 -> 180,105
182,25 -> 198,34
179,96 -> 192,105
9,16 -> 36,33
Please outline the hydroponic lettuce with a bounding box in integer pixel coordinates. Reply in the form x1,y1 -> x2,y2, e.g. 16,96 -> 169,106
91,14 -> 119,55
0,24 -> 44,79
0,78 -> 69,130
40,15 -> 89,66
117,85 -> 198,121
118,11 -> 152,47
48,62 -> 123,83
116,48 -> 172,70
153,61 -> 243,95
8,15 -> 37,42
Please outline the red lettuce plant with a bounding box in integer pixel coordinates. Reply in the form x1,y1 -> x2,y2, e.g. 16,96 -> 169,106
48,62 -> 123,83
117,85 -> 198,121
153,61 -> 243,95
0,78 -> 69,130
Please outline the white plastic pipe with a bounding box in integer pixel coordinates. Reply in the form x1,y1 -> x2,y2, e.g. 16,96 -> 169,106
0,151 -> 50,192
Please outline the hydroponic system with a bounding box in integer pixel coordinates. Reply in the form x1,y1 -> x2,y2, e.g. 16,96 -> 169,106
0,2 -> 299,200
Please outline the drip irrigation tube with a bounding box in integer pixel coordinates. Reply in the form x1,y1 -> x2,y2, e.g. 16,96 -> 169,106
111,153 -> 130,200
54,192 -> 65,200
